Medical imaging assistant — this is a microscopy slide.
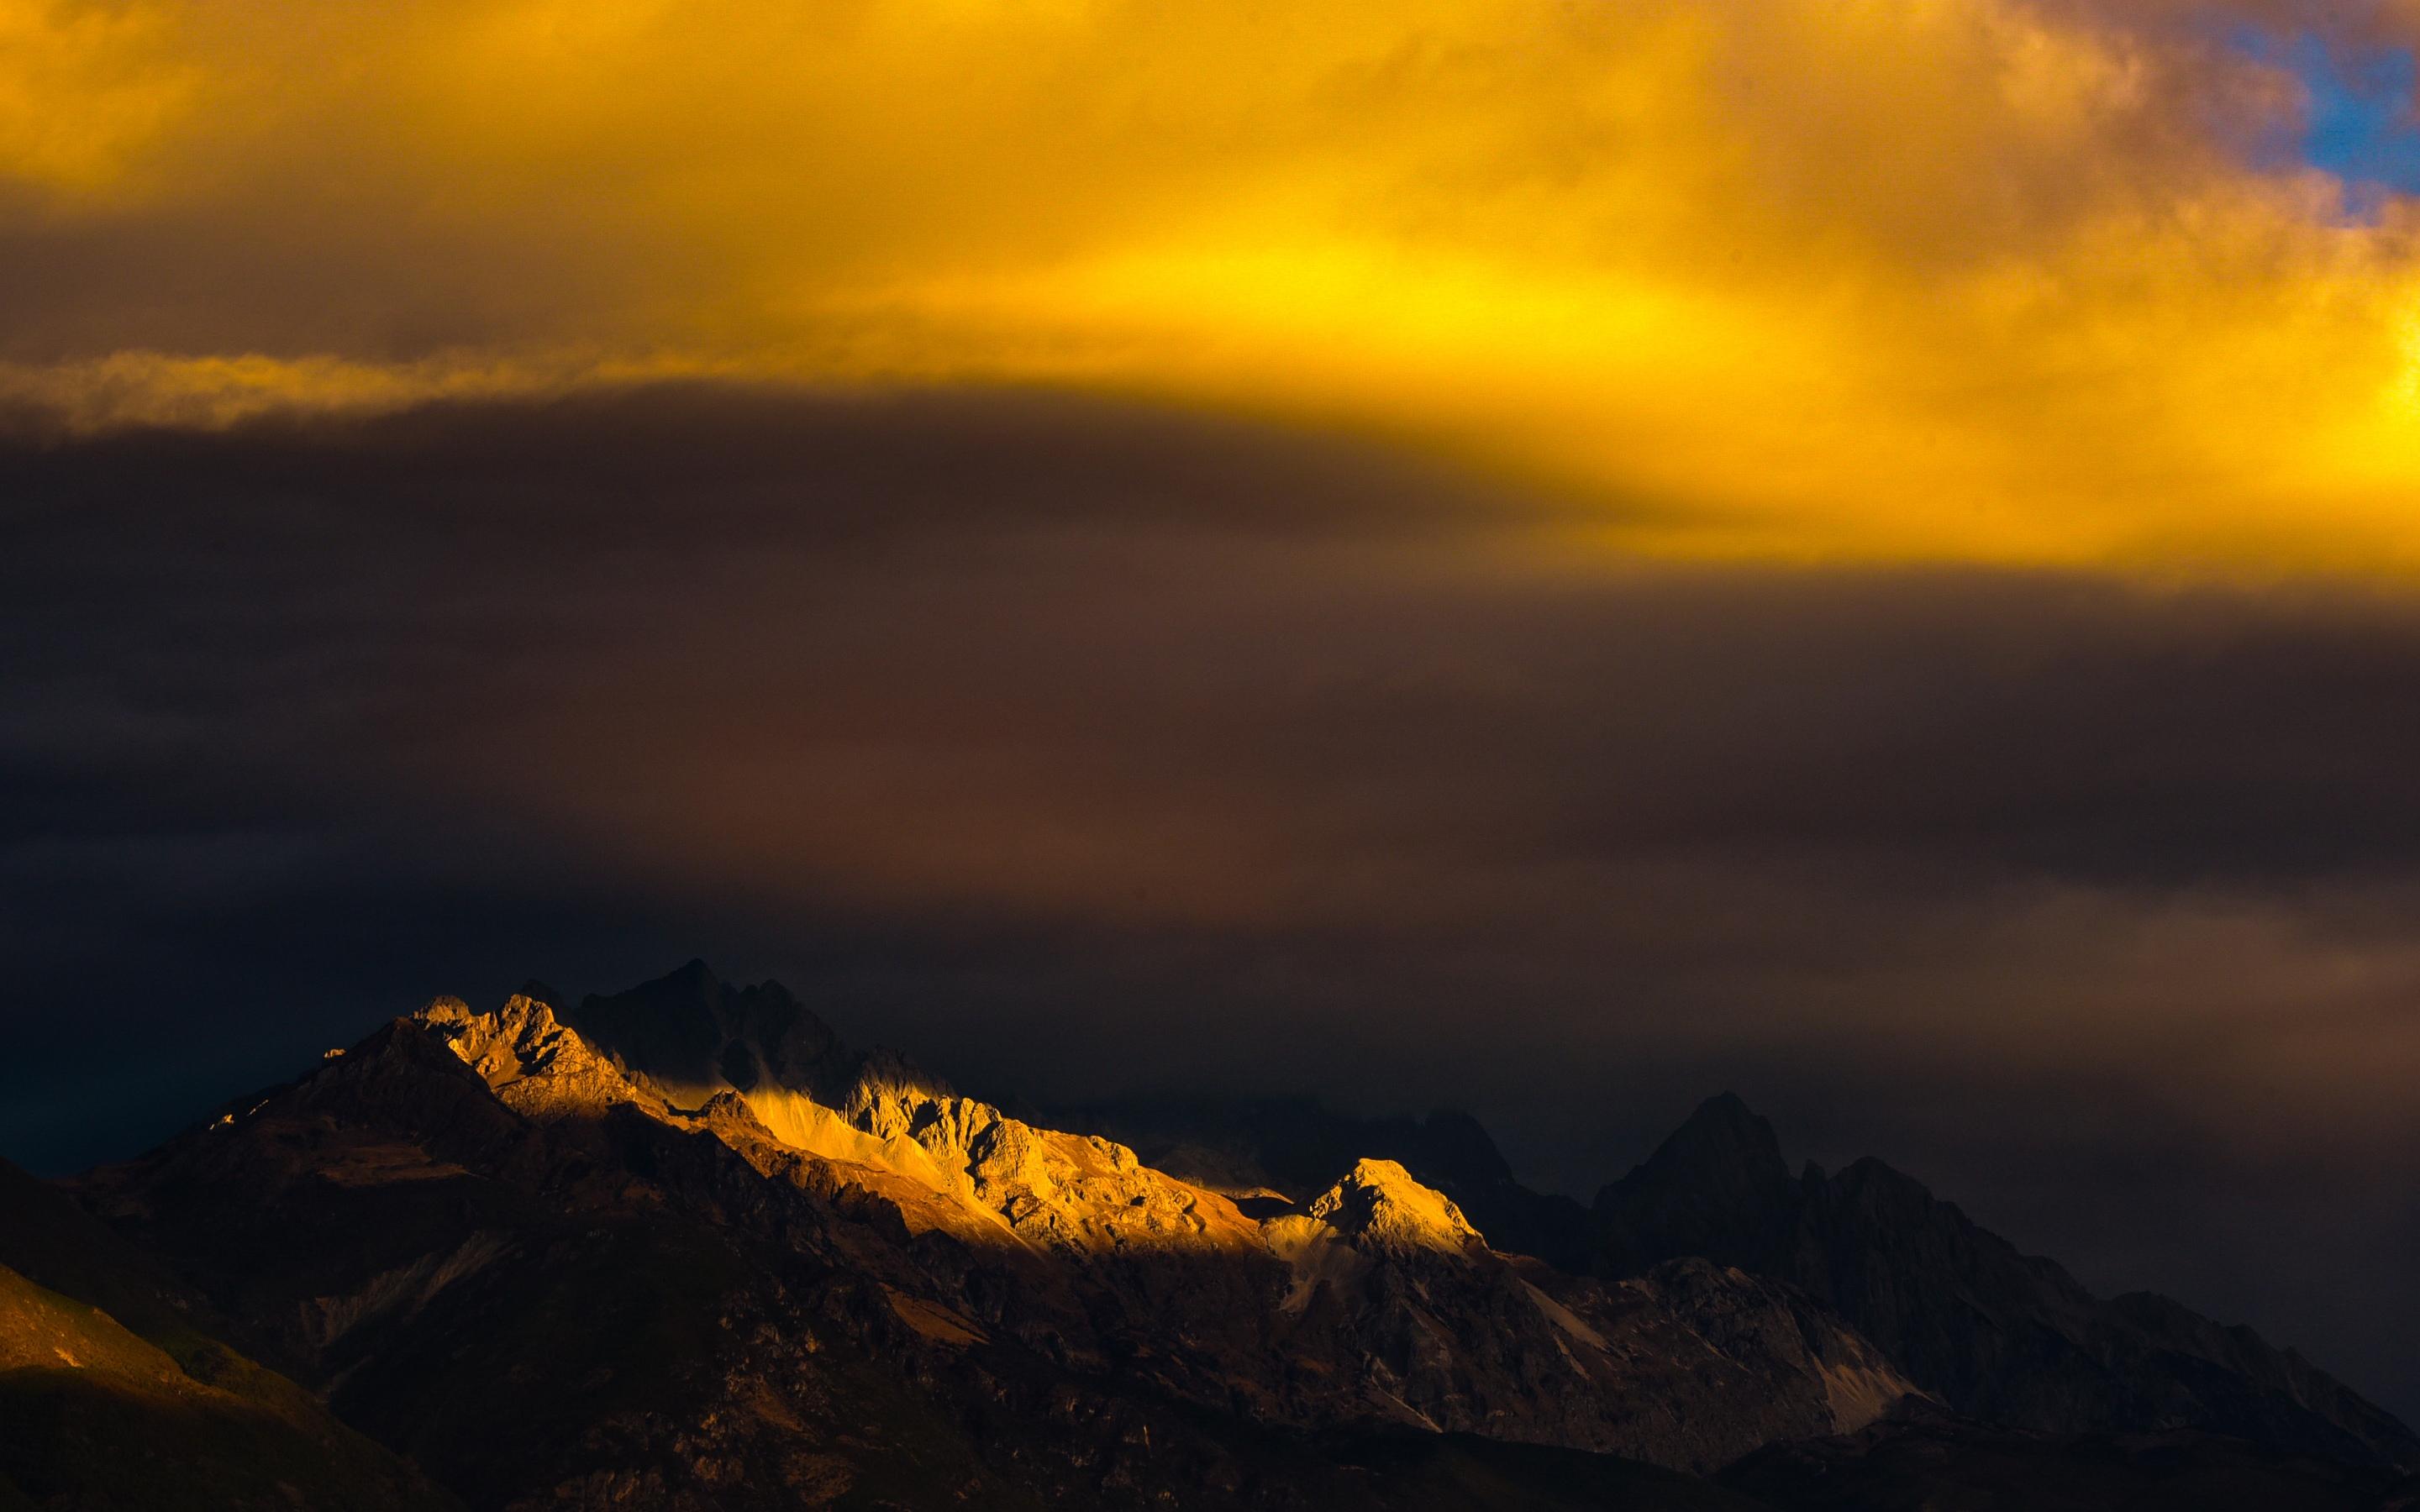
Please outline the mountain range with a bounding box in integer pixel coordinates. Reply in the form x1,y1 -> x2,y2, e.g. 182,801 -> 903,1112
3,960 -> 2412,1509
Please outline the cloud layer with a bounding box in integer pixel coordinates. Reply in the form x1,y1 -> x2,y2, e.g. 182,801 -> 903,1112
6,387 -> 2420,1413
10,0 -> 2420,565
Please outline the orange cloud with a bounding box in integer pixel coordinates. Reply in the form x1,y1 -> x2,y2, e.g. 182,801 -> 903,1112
8,0 -> 2420,570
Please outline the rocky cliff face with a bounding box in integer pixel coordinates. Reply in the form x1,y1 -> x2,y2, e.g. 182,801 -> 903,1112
1596,1094 -> 2420,1471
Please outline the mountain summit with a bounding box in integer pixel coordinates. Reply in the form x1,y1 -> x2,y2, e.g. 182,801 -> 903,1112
1304,1158 -> 1487,1254
16,963 -> 2412,1509
567,959 -> 860,1103
1606,1093 -> 1797,1257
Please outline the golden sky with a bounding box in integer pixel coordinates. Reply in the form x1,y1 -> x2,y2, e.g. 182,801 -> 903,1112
11,0 -> 2420,569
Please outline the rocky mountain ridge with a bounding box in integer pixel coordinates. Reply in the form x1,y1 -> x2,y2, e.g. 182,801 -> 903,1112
1075,1080 -> 2420,1473
11,961 -> 2413,1509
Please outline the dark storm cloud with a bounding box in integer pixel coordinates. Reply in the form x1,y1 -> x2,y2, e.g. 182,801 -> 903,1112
4,382 -> 2419,1413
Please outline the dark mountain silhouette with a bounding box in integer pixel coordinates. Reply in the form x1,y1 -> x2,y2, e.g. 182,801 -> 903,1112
1077,1085 -> 2420,1475
1594,1094 -> 2420,1469
3,965 -> 2409,1509
569,959 -> 861,1103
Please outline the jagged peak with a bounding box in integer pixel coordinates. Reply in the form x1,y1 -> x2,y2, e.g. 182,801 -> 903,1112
569,959 -> 854,1102
693,1089 -> 778,1142
1307,1158 -> 1486,1254
1592,1091 -> 1800,1274
411,992 -> 651,1120
1609,1092 -> 1791,1203
1677,1091 -> 1781,1148
695,1088 -> 751,1118
416,990 -> 565,1041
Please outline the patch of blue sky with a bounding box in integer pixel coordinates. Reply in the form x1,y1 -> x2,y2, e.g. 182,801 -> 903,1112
2229,26 -> 2420,218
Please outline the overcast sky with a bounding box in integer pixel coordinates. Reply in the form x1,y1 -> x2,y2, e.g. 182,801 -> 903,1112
6,0 -> 2420,1422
